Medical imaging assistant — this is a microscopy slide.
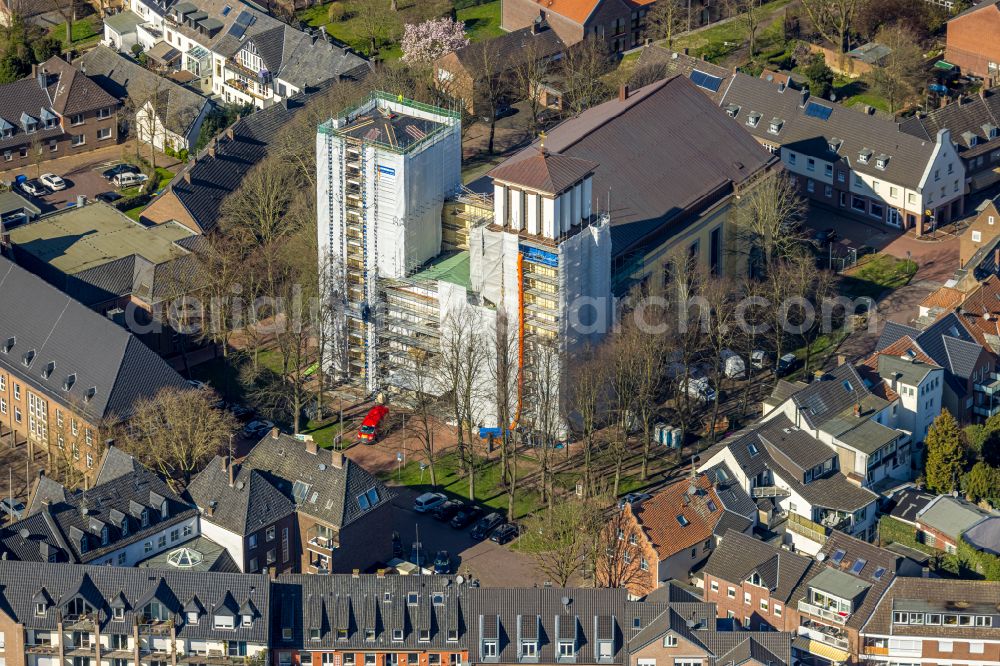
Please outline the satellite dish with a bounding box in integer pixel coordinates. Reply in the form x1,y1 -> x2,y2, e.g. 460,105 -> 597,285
319,464 -> 327,471
561,596 -> 571,607
816,552 -> 826,562
456,575 -> 465,585
236,481 -> 245,490
19,528 -> 29,539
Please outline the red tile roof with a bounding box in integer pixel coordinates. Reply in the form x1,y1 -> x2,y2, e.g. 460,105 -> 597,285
633,474 -> 726,559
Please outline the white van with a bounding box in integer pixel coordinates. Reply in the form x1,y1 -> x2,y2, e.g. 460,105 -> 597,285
113,172 -> 149,189
720,349 -> 746,379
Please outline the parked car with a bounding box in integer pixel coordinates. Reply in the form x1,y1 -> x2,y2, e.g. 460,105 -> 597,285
450,505 -> 483,529
413,492 -> 447,514
678,374 -> 716,403
243,419 -> 274,437
471,512 -> 504,540
432,499 -> 463,521
750,349 -> 772,370
479,102 -> 513,123
490,523 -> 520,545
186,379 -> 206,389
20,179 -> 46,197
95,191 -> 123,204
357,405 -> 389,443
0,498 -> 25,520
39,173 -> 66,191
433,550 -> 451,574
776,353 -> 800,377
617,492 -> 652,509
103,163 -> 140,181
227,403 -> 254,420
410,542 -> 429,569
720,349 -> 746,379
113,172 -> 148,189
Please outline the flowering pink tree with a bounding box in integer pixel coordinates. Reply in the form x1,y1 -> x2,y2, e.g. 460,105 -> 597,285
401,17 -> 470,65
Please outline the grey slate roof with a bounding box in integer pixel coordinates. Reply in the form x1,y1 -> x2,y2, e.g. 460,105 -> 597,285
94,444 -> 141,486
877,354 -> 939,387
790,364 -> 886,431
634,46 -> 733,103
703,530 -> 813,603
0,559 -> 269,642
78,46 -> 211,138
0,256 -> 188,423
160,74 -> 367,232
888,487 -> 935,524
493,75 -> 776,259
1,452 -> 196,564
188,433 -> 393,535
962,516 -> 1000,556
719,72 -> 945,188
899,88 -> 1000,160
450,22 -> 564,74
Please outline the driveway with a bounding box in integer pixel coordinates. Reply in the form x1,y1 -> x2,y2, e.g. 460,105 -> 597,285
386,486 -> 542,587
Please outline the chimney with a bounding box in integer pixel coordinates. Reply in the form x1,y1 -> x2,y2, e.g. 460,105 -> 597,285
208,142 -> 216,158
531,18 -> 541,34
206,500 -> 216,517
352,568 -> 360,578
76,195 -> 85,208
183,171 -> 191,184
619,83 -> 629,102
376,568 -> 386,578
799,88 -> 810,107
305,438 -> 318,455
331,450 -> 345,469
225,126 -> 235,140
837,354 -> 847,366
222,456 -> 235,487
270,427 -> 280,440
853,403 -> 861,418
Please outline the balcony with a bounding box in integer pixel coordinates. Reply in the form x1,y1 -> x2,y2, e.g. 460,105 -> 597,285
973,403 -> 1000,418
797,600 -> 849,625
863,645 -> 889,656
975,373 -> 1000,395
752,485 -> 790,498
137,619 -> 174,636
799,618 -> 850,651
25,643 -> 57,654
307,524 -> 339,551
62,613 -> 97,630
224,77 -> 272,102
786,512 -> 829,545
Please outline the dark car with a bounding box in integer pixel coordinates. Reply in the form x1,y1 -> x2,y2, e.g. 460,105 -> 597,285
95,191 -> 123,204
432,499 -> 463,521
103,163 -> 140,181
813,228 -> 837,245
490,523 -> 520,545
471,512 -> 504,540
776,353 -> 800,377
450,505 -> 482,529
433,550 -> 451,574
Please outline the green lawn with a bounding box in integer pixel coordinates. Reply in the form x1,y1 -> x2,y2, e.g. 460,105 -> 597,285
301,419 -> 347,448
383,450 -> 542,519
840,254 -> 918,301
671,0 -> 794,61
49,18 -> 102,49
457,1 -> 503,41
123,205 -> 144,221
833,77 -> 890,114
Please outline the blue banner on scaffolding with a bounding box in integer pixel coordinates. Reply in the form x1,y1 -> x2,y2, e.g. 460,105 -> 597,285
519,244 -> 558,267
378,165 -> 396,176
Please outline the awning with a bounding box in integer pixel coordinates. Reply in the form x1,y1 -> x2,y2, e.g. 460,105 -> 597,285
147,40 -> 181,66
792,637 -> 851,663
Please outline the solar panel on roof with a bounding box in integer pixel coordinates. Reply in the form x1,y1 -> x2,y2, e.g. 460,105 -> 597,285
690,69 -> 723,93
805,101 -> 833,120
228,10 -> 255,38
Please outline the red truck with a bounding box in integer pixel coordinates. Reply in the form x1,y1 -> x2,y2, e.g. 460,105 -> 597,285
357,405 -> 389,443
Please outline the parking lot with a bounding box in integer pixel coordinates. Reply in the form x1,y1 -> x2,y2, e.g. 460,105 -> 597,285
11,161 -> 137,215
386,486 -> 542,587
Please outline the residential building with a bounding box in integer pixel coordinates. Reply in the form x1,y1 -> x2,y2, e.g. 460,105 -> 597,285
144,76 -> 362,232
501,0 -> 723,52
123,0 -> 369,108
914,494 -> 994,553
0,447 -> 199,566
704,529 -> 921,666
79,46 -> 213,153
720,73 -> 966,234
860,578 -> 1000,666
698,406 -> 880,554
434,21 -> 564,114
0,190 -> 40,230
762,363 -> 918,488
4,201 -> 204,358
958,198 -> 1000,269
101,8 -> 145,51
0,57 -> 119,170
917,286 -> 966,323
877,312 -> 998,423
946,0 -> 1000,82
900,90 -> 1000,193
962,515 -> 1000,556
887,487 -> 936,527
0,256 -> 188,480
609,469 -> 755,597
633,47 -> 734,103
187,429 -> 394,575
0,559 -> 269,666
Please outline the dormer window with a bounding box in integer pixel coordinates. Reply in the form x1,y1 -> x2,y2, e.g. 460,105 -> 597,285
768,118 -> 783,134
749,572 -> 762,586
113,606 -> 125,620
365,628 -> 376,640
310,628 -> 321,641
521,640 -> 538,658
828,138 -> 842,153
187,611 -> 199,625
407,592 -> 418,605
392,629 -> 404,641
448,629 -> 459,642
483,640 -> 498,658
747,112 -> 761,128
160,500 -> 168,519
242,613 -> 252,627
337,628 -> 348,640
120,518 -> 129,537
101,526 -> 109,545
432,593 -> 444,605
214,613 -> 235,629
22,349 -> 35,366
559,641 -> 576,658
419,629 -> 430,642
875,155 -> 889,170
859,149 -> 872,164
141,509 -> 149,528
79,535 -> 88,553
725,104 -> 740,118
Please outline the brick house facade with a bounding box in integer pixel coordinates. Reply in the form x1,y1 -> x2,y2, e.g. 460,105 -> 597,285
946,2 -> 1000,81
501,0 -> 656,52
0,57 -> 119,171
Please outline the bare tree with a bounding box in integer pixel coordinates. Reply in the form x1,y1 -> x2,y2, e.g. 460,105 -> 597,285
51,0 -> 77,48
120,386 -> 238,486
733,171 -> 807,276
866,24 -> 924,113
523,338 -> 563,509
511,38 -> 555,138
594,505 -> 646,589
606,330 -> 638,498
520,498 -> 594,586
563,346 -> 607,497
561,37 -> 612,115
700,274 -> 739,439
664,250 -> 708,446
352,0 -> 401,57
402,347 -> 443,487
647,0 -> 687,45
462,39 -> 510,154
726,0 -> 763,56
800,0 -> 863,52
488,307 -> 521,516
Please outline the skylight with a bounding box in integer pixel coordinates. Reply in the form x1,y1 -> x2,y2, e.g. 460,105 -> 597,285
707,500 -> 717,513
850,558 -> 867,575
677,514 -> 690,527
872,567 -> 886,581
804,101 -> 833,120
747,443 -> 759,457
292,480 -> 311,503
830,549 -> 846,565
